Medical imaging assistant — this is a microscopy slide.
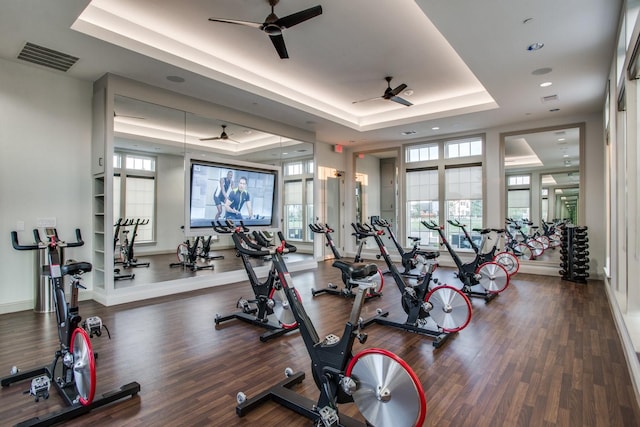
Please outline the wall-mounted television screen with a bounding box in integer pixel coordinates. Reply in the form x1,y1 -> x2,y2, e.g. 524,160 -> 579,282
189,160 -> 277,228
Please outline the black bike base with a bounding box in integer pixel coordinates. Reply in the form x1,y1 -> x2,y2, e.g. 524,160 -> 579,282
236,371 -> 366,427
361,311 -> 451,348
169,262 -> 214,272
2,365 -> 140,427
123,261 -> 150,268
311,286 -> 382,303
464,287 -> 499,303
215,311 -> 298,342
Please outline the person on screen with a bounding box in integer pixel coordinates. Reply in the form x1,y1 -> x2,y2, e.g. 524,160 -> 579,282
225,176 -> 252,220
214,170 -> 234,220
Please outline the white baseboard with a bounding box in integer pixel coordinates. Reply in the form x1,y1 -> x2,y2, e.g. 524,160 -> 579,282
603,278 -> 640,411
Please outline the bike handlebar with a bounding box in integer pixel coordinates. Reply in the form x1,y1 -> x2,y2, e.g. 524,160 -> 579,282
421,220 -> 442,231
351,222 -> 383,237
309,223 -> 333,234
12,228 -> 84,251
447,219 -> 464,228
231,229 -> 296,258
371,217 -> 390,228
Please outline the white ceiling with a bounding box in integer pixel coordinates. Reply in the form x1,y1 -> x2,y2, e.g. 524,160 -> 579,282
0,0 -> 621,147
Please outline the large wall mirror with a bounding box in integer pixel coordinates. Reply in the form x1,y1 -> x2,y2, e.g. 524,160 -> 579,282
112,95 -> 314,288
502,123 -> 584,267
353,149 -> 400,253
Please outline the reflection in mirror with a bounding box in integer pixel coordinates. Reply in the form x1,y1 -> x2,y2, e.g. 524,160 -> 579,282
355,150 -> 399,249
503,125 -> 581,266
111,97 -> 314,289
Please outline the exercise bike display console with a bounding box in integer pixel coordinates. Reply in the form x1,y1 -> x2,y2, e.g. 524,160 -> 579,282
231,228 -> 427,427
2,228 -> 140,427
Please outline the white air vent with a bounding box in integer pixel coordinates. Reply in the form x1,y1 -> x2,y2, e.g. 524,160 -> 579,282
541,94 -> 559,103
17,42 -> 78,72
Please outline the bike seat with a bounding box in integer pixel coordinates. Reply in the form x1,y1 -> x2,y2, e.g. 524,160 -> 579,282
332,260 -> 378,280
416,250 -> 439,260
408,236 -> 421,242
472,228 -> 491,234
61,261 -> 93,276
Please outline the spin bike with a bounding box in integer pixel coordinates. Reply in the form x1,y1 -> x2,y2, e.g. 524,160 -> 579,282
506,218 -> 544,259
422,220 -> 510,303
447,219 -> 519,276
231,228 -> 427,427
308,222 -> 383,301
118,218 -> 150,269
113,218 -> 135,281
169,231 -> 214,272
503,224 -> 534,261
3,229 -> 140,427
213,221 -> 299,342
353,223 -> 472,348
371,216 -> 425,278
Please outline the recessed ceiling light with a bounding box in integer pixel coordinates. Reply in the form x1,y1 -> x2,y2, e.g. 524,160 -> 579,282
540,82 -> 553,87
432,126 -> 440,130
166,75 -> 185,83
527,42 -> 544,51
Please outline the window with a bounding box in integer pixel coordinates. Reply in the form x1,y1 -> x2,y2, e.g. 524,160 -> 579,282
405,134 -> 484,250
445,166 -> 483,248
507,189 -> 530,221
406,143 -> 439,163
506,173 -> 531,222
445,137 -> 482,159
284,159 -> 314,176
508,175 -> 530,186
113,152 -> 156,243
283,159 -> 313,242
406,169 -> 439,245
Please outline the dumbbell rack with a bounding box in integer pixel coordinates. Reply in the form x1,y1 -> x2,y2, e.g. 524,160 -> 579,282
559,225 -> 589,283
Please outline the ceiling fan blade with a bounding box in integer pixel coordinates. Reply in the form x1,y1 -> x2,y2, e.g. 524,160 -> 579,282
208,17 -> 263,29
199,136 -> 222,141
269,33 -> 289,59
389,83 -> 408,97
352,96 -> 383,104
276,5 -> 322,29
389,96 -> 413,107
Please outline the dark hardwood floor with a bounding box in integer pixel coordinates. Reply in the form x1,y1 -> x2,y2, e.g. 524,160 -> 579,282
1,261 -> 639,426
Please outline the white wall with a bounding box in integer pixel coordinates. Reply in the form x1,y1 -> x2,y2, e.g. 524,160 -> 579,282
0,57 -> 93,313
